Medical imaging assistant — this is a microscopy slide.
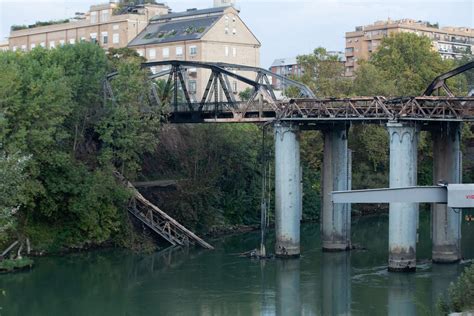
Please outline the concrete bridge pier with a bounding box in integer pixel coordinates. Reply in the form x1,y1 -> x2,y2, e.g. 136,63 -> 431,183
387,122 -> 419,272
274,122 -> 301,257
432,122 -> 462,263
321,125 -> 351,252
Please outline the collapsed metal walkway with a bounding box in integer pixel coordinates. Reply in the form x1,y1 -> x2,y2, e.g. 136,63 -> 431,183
116,172 -> 214,250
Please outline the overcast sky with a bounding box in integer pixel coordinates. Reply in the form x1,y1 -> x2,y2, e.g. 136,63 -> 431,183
0,0 -> 473,67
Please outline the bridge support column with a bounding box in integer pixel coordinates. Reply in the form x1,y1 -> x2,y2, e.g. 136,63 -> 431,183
274,122 -> 301,257
321,125 -> 351,251
387,122 -> 419,272
432,122 -> 462,263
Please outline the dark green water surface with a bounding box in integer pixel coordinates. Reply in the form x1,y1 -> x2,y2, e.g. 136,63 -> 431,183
1,212 -> 474,315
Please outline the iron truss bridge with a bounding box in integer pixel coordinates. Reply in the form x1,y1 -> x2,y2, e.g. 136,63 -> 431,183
104,60 -> 474,124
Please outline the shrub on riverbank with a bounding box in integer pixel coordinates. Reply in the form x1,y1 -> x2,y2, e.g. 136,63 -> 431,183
0,258 -> 33,273
438,264 -> 474,313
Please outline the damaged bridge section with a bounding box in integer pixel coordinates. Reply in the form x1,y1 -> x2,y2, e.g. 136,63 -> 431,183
116,172 -> 214,250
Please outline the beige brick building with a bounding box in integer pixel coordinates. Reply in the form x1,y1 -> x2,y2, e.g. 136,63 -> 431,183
345,19 -> 474,76
7,2 -> 170,52
128,6 -> 261,101
0,41 -> 8,51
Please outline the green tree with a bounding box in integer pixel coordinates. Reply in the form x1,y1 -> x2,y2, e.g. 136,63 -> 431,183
0,43 -> 163,251
297,47 -> 352,97
0,151 -> 29,243
354,32 -> 449,96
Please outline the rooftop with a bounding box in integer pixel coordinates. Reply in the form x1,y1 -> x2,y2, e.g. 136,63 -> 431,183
151,7 -> 229,22
129,15 -> 221,46
351,19 -> 474,35
129,6 -> 239,47
271,57 -> 298,68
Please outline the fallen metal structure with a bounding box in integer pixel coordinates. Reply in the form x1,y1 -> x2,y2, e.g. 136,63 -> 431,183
116,172 -> 214,250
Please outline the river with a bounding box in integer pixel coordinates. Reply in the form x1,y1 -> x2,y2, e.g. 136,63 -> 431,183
1,211 -> 474,315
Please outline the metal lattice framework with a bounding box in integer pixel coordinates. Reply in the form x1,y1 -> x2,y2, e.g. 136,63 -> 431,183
104,60 -> 474,124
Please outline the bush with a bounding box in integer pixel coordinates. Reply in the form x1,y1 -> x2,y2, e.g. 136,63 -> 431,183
439,264 -> 474,313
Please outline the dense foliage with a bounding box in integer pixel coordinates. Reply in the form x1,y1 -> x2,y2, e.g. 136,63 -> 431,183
0,43 -> 160,251
439,264 -> 474,313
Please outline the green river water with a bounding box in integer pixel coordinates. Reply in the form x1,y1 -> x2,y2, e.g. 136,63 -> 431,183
1,211 -> 474,315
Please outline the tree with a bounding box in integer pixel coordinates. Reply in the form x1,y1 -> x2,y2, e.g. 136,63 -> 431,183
297,47 -> 352,97
0,43 -> 163,251
354,32 -> 449,96
0,151 -> 29,243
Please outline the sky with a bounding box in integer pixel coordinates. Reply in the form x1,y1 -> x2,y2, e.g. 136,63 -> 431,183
0,0 -> 473,68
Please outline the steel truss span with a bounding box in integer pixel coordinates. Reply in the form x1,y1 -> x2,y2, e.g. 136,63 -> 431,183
104,60 -> 474,124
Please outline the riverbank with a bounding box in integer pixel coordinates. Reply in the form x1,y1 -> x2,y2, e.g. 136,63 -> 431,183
0,258 -> 34,273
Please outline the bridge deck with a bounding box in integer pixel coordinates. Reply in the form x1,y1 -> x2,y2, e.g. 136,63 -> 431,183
166,96 -> 474,124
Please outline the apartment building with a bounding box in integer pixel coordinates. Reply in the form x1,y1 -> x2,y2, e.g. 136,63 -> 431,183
345,19 -> 474,76
128,6 -> 260,100
7,2 -> 170,52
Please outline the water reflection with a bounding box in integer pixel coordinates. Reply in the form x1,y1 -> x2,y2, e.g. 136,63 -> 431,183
276,259 -> 301,316
387,273 -> 416,316
1,215 -> 473,315
321,252 -> 351,315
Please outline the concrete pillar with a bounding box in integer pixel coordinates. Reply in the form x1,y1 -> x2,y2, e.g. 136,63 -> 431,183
321,252 -> 351,315
274,122 -> 301,257
387,122 -> 419,272
276,259 -> 301,316
321,125 -> 351,251
432,122 -> 462,263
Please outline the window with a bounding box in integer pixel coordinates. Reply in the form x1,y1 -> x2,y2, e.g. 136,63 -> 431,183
189,46 -> 197,56
40,42 -> 45,48
69,38 -> 76,44
225,16 -> 229,26
113,33 -> 120,44
59,39 -> 65,46
232,81 -> 237,93
150,67 -> 157,74
101,10 -> 109,22
113,24 -> 119,31
163,47 -> 169,58
176,46 -> 183,57
80,37 -> 86,42
189,80 -> 197,93
21,44 -> 27,51
148,48 -> 156,59
49,41 -> 55,49
232,47 -> 236,57
90,33 -> 97,43
90,11 -> 97,24
225,27 -> 229,35
232,17 -> 236,23
137,49 -> 144,57
225,46 -> 229,57
232,28 -> 236,35
30,43 -> 36,49
101,32 -> 108,44
12,46 -> 17,52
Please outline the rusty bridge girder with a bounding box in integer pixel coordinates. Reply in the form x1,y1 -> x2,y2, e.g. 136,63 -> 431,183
104,60 -> 474,124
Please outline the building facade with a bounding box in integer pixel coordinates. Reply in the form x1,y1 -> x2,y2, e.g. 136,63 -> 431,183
7,2 -> 170,52
269,57 -> 303,89
345,19 -> 474,76
0,41 -> 8,51
128,6 -> 260,101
